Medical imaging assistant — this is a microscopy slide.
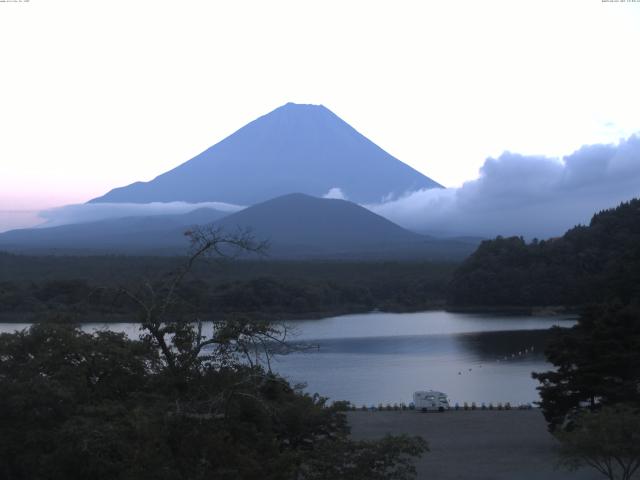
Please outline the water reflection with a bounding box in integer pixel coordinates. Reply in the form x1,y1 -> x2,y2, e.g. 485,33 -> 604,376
453,329 -> 552,362
272,331 -> 554,407
285,310 -> 573,340
273,312 -> 574,406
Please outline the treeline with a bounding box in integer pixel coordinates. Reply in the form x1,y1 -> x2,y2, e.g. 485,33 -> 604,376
448,198 -> 640,307
0,257 -> 456,321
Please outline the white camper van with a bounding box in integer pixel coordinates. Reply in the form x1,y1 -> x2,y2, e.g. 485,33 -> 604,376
413,391 -> 449,412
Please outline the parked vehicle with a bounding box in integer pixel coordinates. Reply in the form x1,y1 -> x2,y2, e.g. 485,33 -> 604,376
413,390 -> 449,412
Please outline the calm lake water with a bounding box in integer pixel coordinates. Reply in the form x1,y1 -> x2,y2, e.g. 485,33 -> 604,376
0,311 -> 575,406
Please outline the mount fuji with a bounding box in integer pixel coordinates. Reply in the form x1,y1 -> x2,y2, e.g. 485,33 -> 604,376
89,103 -> 441,205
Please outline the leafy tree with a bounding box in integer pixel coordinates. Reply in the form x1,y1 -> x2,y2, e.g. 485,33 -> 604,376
0,323 -> 157,479
533,304 -> 640,431
556,405 -> 640,480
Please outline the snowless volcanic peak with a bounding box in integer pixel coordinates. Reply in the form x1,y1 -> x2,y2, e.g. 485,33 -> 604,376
90,102 -> 441,205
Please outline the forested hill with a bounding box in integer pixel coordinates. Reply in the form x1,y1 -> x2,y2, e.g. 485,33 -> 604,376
448,198 -> 640,307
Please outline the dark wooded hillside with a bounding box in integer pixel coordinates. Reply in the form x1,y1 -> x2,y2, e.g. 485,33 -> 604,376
449,198 -> 640,307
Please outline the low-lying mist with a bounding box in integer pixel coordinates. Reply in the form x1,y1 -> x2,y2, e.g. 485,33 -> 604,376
36,201 -> 245,228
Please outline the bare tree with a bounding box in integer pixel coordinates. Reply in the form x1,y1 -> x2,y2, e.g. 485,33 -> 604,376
120,226 -> 285,373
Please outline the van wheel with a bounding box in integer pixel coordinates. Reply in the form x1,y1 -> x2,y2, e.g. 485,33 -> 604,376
438,407 -> 445,412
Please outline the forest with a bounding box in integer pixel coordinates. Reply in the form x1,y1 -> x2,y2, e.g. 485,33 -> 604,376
448,198 -> 640,308
0,254 -> 455,322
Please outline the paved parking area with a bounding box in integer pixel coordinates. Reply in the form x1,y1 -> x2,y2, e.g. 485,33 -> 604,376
347,410 -> 603,480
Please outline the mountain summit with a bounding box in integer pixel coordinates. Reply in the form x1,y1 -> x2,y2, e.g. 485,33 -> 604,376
89,103 -> 441,205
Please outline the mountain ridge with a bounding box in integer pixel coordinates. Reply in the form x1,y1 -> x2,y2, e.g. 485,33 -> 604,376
0,194 -> 476,260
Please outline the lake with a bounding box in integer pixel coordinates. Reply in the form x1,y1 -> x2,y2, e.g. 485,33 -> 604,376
0,310 -> 575,407
273,311 -> 576,406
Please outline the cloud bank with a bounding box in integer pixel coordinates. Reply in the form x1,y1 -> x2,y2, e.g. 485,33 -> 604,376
37,201 -> 245,228
367,134 -> 640,239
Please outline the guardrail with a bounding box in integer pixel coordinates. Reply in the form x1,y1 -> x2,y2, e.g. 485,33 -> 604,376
342,402 -> 536,412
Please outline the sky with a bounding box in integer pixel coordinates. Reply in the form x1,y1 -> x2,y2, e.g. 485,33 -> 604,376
1,0 -> 639,232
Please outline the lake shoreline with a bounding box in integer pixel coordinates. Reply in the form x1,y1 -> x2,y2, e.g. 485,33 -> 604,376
0,303 -> 580,324
445,305 -> 582,316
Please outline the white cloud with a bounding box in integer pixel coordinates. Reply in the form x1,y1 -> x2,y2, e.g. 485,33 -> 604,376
322,187 -> 347,200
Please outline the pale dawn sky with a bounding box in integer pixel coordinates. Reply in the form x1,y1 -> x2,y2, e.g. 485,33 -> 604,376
1,0 -> 639,218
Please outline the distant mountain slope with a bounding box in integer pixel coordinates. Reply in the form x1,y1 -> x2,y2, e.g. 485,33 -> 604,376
448,198 -> 640,306
89,103 -> 441,205
0,194 -> 476,260
216,193 -> 422,252
0,208 -> 229,252
213,194 -> 476,260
